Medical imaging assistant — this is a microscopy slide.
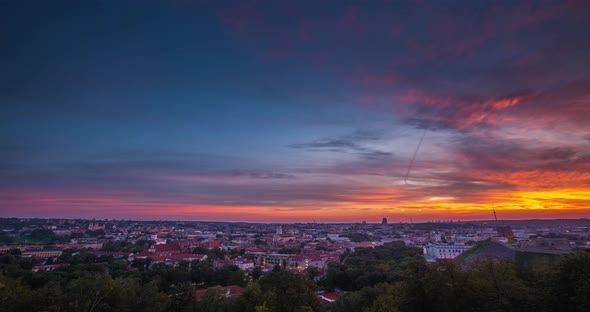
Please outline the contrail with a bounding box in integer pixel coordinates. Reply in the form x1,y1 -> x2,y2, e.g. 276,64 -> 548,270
404,128 -> 427,185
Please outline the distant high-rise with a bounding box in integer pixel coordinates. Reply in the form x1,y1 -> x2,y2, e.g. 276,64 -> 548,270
381,218 -> 388,225
276,226 -> 282,234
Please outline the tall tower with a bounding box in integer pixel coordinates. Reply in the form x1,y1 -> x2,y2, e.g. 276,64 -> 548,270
381,217 -> 388,225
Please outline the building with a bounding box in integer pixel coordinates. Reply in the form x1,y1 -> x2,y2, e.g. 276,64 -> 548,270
202,240 -> 221,249
382,218 -> 388,225
248,252 -> 290,266
212,259 -> 231,270
22,248 -> 63,258
149,253 -> 207,266
231,257 -> 254,270
148,243 -> 182,254
129,242 -> 207,267
272,233 -> 296,242
286,255 -> 325,269
423,242 -> 471,260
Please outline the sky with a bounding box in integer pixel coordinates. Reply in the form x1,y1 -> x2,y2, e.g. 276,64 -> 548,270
1,0 -> 589,223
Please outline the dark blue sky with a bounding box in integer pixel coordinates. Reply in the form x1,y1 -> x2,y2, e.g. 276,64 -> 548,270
1,0 -> 590,222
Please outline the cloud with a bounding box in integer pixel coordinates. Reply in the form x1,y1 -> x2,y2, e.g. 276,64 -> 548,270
3,0 -> 590,221
289,129 -> 392,159
171,170 -> 297,180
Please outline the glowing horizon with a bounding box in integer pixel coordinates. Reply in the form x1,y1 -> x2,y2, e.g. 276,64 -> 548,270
1,1 -> 589,222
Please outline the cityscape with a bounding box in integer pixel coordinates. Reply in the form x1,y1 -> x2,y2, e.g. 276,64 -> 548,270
2,0 -> 590,311
1,216 -> 589,311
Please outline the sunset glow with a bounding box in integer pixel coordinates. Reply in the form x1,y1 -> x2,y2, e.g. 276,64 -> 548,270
1,0 -> 589,222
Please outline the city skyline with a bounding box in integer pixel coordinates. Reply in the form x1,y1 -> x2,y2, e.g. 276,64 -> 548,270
2,0 -> 590,222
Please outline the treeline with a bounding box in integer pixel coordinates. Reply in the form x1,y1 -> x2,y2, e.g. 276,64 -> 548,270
0,248 -> 251,312
321,242 -> 423,290
0,229 -> 69,245
0,228 -> 110,245
0,254 -> 319,312
323,242 -> 590,312
1,243 -> 589,312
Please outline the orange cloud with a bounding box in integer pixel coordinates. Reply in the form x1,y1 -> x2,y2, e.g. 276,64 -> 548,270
465,170 -> 590,188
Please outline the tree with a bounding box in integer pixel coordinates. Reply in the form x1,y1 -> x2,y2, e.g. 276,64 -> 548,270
108,260 -> 128,278
192,247 -> 209,255
7,248 -> 21,256
0,232 -> 16,244
258,271 -> 321,312
151,262 -> 168,272
86,230 -> 105,237
235,282 -> 264,312
131,257 -> 151,271
29,229 -> 56,240
197,289 -> 232,312
114,278 -> 141,311
212,248 -> 227,259
167,282 -> 195,312
252,266 -> 263,281
177,260 -> 190,271
255,303 -> 271,312
305,266 -> 320,281
547,250 -> 590,311
469,257 -> 543,312
0,275 -> 33,312
31,280 -> 67,312
135,239 -> 156,247
66,274 -> 114,312
210,265 -> 246,287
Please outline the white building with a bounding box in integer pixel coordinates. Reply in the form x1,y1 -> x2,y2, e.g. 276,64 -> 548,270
248,252 -> 290,266
286,255 -> 325,269
423,242 -> 471,260
231,257 -> 254,270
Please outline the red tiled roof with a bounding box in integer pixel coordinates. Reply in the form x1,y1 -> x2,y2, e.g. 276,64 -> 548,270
287,255 -> 305,261
243,247 -> 262,252
206,240 -> 221,248
149,255 -> 168,262
154,243 -> 181,253
133,252 -> 151,258
318,292 -> 339,302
